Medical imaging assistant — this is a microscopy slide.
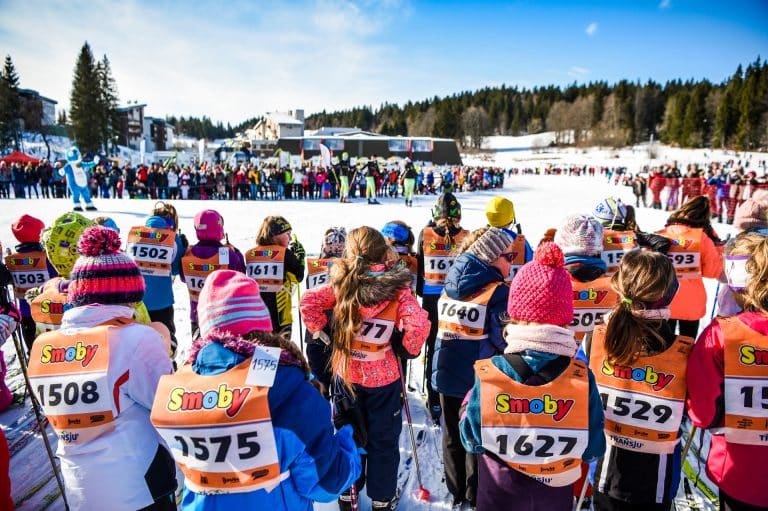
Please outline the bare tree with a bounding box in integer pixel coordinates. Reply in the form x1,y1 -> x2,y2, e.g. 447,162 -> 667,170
461,106 -> 491,148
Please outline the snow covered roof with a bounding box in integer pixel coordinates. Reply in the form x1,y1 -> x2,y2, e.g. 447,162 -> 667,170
308,127 -> 361,136
267,112 -> 303,125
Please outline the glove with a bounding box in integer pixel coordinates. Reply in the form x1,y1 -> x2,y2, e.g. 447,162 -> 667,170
24,287 -> 41,302
333,383 -> 368,447
289,234 -> 305,266
179,233 -> 189,252
390,329 -> 417,360
312,330 -> 331,346
638,232 -> 672,254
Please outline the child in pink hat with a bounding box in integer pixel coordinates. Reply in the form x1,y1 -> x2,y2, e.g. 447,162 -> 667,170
460,242 -> 606,511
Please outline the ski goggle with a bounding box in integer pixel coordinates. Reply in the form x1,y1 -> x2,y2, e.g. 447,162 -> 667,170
725,255 -> 750,291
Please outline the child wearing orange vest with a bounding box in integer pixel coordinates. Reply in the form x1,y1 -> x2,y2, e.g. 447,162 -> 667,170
245,216 -> 305,337
656,196 -> 724,338
381,221 -> 417,291
582,251 -> 687,511
300,226 -> 430,511
687,232 -> 768,510
460,243 -> 606,511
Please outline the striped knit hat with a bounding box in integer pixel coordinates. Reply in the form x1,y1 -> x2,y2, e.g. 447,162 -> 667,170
68,226 -> 145,307
197,270 -> 272,337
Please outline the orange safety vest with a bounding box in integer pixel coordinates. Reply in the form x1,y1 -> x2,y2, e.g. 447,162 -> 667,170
718,317 -> 768,445
245,245 -> 286,293
182,248 -> 232,301
506,234 -> 528,281
305,257 -> 334,290
590,326 -> 692,454
30,279 -> 70,332
5,250 -> 50,299
600,230 -> 638,276
659,227 -> 702,279
350,300 -> 399,363
27,321 -> 129,446
151,360 -> 281,494
126,226 -> 177,277
437,282 -> 501,342
569,277 -> 619,335
477,357 -> 590,487
422,227 -> 468,289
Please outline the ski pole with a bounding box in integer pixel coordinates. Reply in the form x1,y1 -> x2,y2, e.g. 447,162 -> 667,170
295,278 -> 304,355
8,322 -> 70,510
350,483 -> 358,511
680,425 -> 698,465
397,355 -> 431,502
574,471 -> 589,511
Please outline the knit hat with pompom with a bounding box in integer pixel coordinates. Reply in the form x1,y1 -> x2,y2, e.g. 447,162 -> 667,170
68,226 -> 145,307
507,242 -> 573,326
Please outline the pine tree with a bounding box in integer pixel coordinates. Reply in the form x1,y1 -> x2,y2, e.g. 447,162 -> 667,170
70,42 -> 102,152
96,55 -> 119,154
735,74 -> 757,150
0,55 -> 22,150
433,100 -> 459,139
681,84 -> 707,147
57,109 -> 68,125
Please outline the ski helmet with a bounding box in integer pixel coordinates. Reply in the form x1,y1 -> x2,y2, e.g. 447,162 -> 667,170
432,192 -> 462,220
592,197 -> 627,227
41,212 -> 95,278
321,227 -> 347,258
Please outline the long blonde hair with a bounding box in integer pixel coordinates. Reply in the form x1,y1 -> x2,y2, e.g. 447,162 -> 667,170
732,233 -> 768,312
330,226 -> 389,391
604,250 -> 677,365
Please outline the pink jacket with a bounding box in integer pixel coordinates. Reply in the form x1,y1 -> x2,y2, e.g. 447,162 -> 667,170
686,311 -> 768,508
300,285 -> 429,388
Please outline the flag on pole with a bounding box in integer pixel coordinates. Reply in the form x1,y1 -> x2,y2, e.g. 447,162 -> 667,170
319,143 -> 331,168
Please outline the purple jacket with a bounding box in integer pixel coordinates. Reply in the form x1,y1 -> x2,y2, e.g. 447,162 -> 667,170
179,241 -> 246,322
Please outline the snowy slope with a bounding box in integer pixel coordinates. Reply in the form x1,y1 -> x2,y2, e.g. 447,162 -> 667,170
1,162 -> 742,510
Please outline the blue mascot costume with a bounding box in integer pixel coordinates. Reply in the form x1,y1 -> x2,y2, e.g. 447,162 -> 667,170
60,146 -> 98,211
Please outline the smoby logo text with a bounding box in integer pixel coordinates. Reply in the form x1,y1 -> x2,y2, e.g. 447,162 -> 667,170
168,384 -> 251,418
39,299 -> 71,315
428,241 -> 456,251
8,257 -> 39,266
601,360 -> 673,391
40,341 -> 98,367
133,229 -> 170,242
740,345 -> 768,365
249,249 -> 277,259
670,239 -> 693,249
187,262 -> 220,271
605,235 -> 634,244
495,393 -> 574,422
573,288 -> 608,304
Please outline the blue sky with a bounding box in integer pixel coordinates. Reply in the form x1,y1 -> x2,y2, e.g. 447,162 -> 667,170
1,0 -> 766,125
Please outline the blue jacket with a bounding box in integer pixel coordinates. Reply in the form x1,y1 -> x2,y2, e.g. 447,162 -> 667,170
181,342 -> 361,511
432,253 -> 509,398
141,215 -> 185,311
460,350 -> 606,461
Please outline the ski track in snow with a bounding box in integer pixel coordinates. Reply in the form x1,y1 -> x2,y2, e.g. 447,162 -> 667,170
1,147 -> 745,510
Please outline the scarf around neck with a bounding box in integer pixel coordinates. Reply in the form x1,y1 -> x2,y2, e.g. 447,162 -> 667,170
502,323 -> 579,358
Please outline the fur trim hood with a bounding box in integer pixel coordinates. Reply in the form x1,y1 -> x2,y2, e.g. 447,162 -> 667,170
330,262 -> 412,308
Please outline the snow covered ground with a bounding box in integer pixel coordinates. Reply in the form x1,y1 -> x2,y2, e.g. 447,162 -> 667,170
2,145 -> 752,509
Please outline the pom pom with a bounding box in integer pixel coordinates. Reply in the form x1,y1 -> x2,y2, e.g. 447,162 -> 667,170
535,242 -> 564,268
77,226 -> 122,257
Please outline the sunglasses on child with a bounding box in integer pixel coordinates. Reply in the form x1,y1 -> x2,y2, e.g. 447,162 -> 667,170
499,252 -> 517,262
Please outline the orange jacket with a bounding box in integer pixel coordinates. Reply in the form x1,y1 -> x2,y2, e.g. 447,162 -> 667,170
656,223 -> 723,320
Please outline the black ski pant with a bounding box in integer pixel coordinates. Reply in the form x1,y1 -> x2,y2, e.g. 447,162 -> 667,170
21,316 -> 37,352
441,393 -> 477,505
421,294 -> 441,412
668,319 -> 699,339
148,306 -> 177,358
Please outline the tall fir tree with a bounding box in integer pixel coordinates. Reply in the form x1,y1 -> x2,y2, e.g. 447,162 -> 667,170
96,55 -> 119,154
735,74 -> 757,150
70,42 -> 102,152
0,55 -> 22,150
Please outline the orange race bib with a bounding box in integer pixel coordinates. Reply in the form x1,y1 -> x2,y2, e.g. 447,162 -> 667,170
569,277 -> 618,334
350,300 -> 398,363
397,254 -> 418,292
126,226 -> 177,277
28,325 -> 120,447
5,251 -> 50,298
305,257 -> 334,290
600,230 -> 638,276
477,358 -> 590,487
151,360 -> 281,494
245,245 -> 286,293
659,228 -> 702,279
422,228 -> 467,290
591,327 -> 692,453
437,283 -> 501,342
718,317 -> 768,445
30,280 -> 71,332
182,248 -> 232,301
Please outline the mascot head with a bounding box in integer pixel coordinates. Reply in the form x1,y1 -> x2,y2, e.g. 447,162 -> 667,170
41,212 -> 95,278
66,146 -> 82,165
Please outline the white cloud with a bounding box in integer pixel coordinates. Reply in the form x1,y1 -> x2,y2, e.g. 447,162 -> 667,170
659,0 -> 671,9
0,0 -> 415,124
585,22 -> 598,36
568,66 -> 591,78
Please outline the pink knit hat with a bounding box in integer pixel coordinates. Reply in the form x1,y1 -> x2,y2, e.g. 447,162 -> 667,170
734,198 -> 768,231
197,270 -> 272,337
507,242 -> 573,326
194,209 -> 225,242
